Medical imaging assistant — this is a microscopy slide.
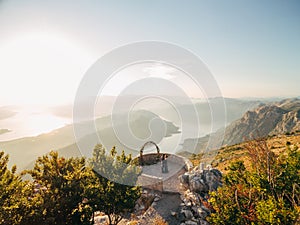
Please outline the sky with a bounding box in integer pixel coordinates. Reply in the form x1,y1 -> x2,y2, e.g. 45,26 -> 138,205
0,0 -> 299,105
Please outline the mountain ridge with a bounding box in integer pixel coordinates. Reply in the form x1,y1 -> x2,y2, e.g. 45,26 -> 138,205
181,98 -> 300,154
0,110 -> 179,170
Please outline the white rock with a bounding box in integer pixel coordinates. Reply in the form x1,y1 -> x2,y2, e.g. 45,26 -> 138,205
171,211 -> 177,216
197,208 -> 208,219
185,220 -> 198,225
154,197 -> 160,202
198,219 -> 210,225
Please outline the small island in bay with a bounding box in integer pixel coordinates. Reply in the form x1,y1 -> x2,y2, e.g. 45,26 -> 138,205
0,129 -> 11,135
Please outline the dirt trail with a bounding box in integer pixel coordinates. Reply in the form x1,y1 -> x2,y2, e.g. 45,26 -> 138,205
152,192 -> 182,225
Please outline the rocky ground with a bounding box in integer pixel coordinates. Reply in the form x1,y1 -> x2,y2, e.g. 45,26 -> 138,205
137,192 -> 182,225
94,157 -> 222,225
130,164 -> 222,225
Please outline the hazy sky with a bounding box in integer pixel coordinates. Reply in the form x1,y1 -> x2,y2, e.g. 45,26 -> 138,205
0,0 -> 299,105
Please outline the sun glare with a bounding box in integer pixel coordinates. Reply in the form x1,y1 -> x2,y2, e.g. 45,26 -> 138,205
0,33 -> 94,106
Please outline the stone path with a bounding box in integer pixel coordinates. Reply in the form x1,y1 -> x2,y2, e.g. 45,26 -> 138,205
152,192 -> 183,225
133,154 -> 192,224
138,193 -> 183,225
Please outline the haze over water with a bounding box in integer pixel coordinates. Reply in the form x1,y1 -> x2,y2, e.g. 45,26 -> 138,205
0,105 -> 71,141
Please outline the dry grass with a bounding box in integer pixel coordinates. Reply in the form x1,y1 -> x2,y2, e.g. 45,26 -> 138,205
189,153 -> 204,167
126,221 -> 138,225
148,215 -> 168,225
193,133 -> 300,173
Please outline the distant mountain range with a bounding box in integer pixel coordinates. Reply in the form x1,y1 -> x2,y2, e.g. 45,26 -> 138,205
222,98 -> 300,145
181,98 -> 300,154
50,96 -> 262,130
0,110 -> 179,170
2,96 -> 299,170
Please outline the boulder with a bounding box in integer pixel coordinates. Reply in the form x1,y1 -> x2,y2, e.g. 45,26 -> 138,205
180,173 -> 190,185
178,166 -> 222,225
196,208 -> 207,219
181,209 -> 193,220
189,176 -> 208,193
198,219 -> 210,225
154,196 -> 160,202
184,220 -> 198,225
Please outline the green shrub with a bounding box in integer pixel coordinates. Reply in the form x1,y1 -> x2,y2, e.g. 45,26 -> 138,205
208,139 -> 300,225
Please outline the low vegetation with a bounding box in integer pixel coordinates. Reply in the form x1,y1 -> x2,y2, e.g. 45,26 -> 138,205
207,138 -> 300,225
211,133 -> 300,172
1,133 -> 300,224
0,145 -> 141,225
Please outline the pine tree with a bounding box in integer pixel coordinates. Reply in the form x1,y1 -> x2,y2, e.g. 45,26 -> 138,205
89,144 -> 141,225
0,151 -> 34,225
25,151 -> 93,225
